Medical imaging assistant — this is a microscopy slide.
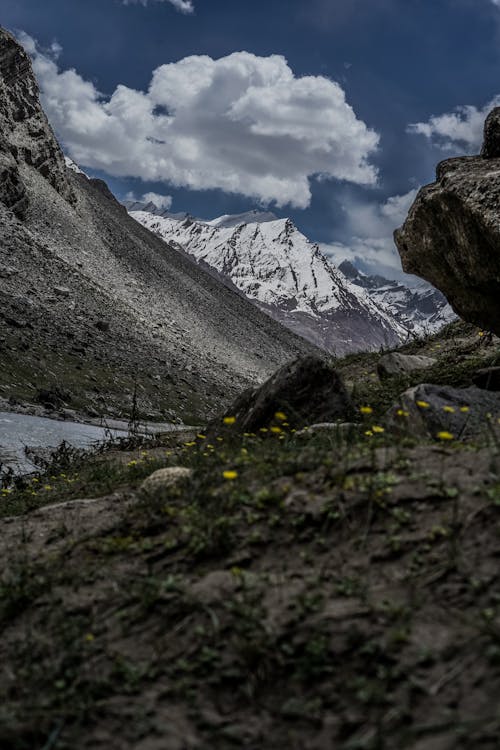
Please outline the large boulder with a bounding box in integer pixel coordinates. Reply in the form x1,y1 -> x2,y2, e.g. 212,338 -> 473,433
387,383 -> 500,439
394,107 -> 500,336
217,356 -> 353,432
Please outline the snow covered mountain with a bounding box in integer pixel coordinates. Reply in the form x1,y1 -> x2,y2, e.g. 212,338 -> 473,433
338,261 -> 456,337
127,206 -> 416,354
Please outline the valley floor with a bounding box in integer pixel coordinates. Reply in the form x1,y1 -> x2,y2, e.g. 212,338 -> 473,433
1,322 -> 500,750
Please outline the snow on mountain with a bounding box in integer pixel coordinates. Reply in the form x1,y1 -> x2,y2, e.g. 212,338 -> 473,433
206,210 -> 278,229
64,155 -> 88,177
338,261 -> 456,336
128,207 -> 412,354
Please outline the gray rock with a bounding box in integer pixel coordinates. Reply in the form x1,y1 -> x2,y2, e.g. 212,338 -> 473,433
0,264 -> 18,278
140,466 -> 193,496
188,570 -> 238,605
94,320 -> 110,332
217,356 -> 353,432
394,107 -> 500,336
377,352 -> 437,380
296,422 -> 360,438
387,383 -> 500,439
0,28 -> 75,216
53,286 -> 71,297
481,107 -> 500,159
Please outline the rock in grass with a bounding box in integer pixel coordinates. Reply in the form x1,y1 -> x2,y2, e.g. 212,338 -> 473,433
217,355 -> 353,432
394,107 -> 500,336
387,383 -> 500,439
140,466 -> 192,495
377,352 -> 437,380
296,422 -> 360,438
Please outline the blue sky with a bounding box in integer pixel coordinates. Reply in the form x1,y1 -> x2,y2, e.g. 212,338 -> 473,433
3,0 -> 500,277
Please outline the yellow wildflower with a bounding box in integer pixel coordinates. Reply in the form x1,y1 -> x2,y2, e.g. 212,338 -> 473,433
372,425 -> 385,434
360,406 -> 373,415
127,460 -> 138,467
442,406 -> 455,413
223,470 -> 238,481
460,406 -> 470,413
437,431 -> 454,441
270,426 -> 283,434
416,400 -> 430,409
259,427 -> 269,433
223,416 -> 236,425
216,437 -> 224,442
365,430 -> 374,437
197,434 -> 206,440
275,411 -> 287,422
396,409 -> 409,417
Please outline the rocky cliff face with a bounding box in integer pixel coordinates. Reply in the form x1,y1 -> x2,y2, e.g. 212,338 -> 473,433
395,107 -> 500,335
0,28 -> 74,219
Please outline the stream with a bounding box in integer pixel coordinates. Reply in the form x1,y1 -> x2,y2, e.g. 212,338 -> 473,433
0,411 -> 176,474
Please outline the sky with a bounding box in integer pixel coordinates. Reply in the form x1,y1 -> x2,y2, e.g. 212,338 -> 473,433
3,0 -> 500,279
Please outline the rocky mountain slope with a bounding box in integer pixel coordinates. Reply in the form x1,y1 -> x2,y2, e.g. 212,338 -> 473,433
127,205 -> 452,355
0,27 -> 316,423
338,260 -> 456,336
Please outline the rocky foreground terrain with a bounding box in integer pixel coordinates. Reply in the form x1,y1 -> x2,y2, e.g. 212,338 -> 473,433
2,319 -> 500,750
0,27 -> 314,424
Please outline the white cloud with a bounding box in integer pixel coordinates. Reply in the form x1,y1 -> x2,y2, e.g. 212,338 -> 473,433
20,33 -> 379,209
322,188 -> 418,279
407,97 -> 500,152
123,0 -> 194,13
125,191 -> 173,209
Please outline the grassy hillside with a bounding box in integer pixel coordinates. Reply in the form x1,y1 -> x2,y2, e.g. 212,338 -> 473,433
1,322 -> 500,750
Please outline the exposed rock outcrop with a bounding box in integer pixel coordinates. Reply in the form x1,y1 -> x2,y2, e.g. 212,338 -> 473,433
0,27 -> 75,217
394,108 -> 500,335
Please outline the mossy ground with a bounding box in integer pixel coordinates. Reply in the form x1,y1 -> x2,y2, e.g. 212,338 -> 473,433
1,322 -> 500,749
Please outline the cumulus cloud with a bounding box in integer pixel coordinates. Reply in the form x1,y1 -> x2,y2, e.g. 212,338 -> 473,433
19,33 -> 379,208
322,188 -> 418,278
125,191 -> 173,209
123,0 -> 194,13
407,97 -> 500,152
